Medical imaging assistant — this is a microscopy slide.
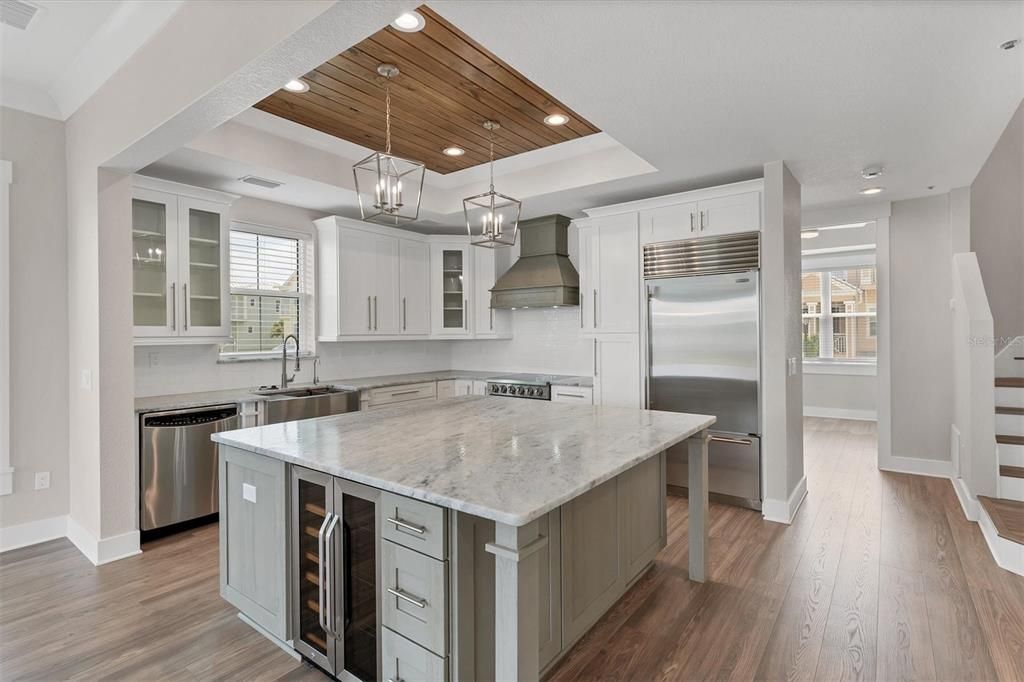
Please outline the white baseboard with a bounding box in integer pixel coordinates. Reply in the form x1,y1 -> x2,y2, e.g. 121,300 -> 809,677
0,515 -> 67,552
952,477 -> 979,521
978,505 -> 1024,577
763,475 -> 808,524
879,455 -> 953,479
803,407 -> 877,421
66,516 -> 141,566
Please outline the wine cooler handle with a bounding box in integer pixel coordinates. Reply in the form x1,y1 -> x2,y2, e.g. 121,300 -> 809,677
343,519 -> 352,631
323,513 -> 341,639
317,513 -> 332,637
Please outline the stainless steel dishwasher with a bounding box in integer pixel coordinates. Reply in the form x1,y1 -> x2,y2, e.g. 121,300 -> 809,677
140,404 -> 239,534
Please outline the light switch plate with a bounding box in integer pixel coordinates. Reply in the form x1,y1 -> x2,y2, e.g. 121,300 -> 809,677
242,483 -> 257,503
788,357 -> 798,376
34,472 -> 50,490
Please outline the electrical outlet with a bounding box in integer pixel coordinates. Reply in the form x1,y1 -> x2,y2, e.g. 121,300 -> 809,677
148,352 -> 160,368
34,472 -> 50,490
80,369 -> 92,390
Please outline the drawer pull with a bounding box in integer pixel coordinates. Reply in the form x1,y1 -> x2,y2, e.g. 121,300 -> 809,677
387,516 -> 426,534
387,587 -> 427,608
389,390 -> 420,397
557,392 -> 586,398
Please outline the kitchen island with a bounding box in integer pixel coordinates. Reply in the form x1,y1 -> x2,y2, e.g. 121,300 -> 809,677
212,396 -> 713,681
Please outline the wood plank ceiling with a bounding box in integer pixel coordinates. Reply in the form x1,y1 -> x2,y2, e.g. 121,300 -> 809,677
253,5 -> 600,174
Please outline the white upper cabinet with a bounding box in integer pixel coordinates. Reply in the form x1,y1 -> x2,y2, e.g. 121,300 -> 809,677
430,241 -> 473,337
640,201 -> 698,245
472,246 -> 511,338
631,181 -> 763,245
399,239 -> 431,335
696,190 -> 761,237
132,178 -> 233,344
579,213 -> 640,335
317,217 -> 430,340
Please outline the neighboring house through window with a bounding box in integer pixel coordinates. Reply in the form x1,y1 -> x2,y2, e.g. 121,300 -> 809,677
801,266 -> 878,363
220,224 -> 313,356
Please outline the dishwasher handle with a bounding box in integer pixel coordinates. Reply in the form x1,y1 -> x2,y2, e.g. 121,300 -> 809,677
143,404 -> 239,428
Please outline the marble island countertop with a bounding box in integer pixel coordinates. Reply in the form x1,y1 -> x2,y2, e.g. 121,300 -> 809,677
212,396 -> 714,526
134,370 -> 593,413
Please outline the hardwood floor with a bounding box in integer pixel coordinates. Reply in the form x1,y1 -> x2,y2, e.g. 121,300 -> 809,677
2,417 -> 1022,681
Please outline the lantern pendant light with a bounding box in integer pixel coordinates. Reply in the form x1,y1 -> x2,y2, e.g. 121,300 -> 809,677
352,64 -> 425,225
464,121 -> 521,248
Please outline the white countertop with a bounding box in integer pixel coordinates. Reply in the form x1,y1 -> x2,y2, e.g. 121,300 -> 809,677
212,396 -> 714,526
134,370 -> 592,413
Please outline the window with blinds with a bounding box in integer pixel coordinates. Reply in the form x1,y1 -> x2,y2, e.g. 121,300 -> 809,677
801,266 -> 878,362
220,229 -> 307,354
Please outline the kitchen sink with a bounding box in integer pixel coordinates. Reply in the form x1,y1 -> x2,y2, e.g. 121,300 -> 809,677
253,384 -> 360,424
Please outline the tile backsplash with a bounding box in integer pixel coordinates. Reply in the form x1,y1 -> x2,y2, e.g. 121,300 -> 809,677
134,307 -> 590,396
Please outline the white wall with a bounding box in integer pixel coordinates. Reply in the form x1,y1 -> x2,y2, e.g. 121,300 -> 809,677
971,97 -> 1023,349
0,107 -> 70,528
889,194 -> 956,463
803,374 -> 876,420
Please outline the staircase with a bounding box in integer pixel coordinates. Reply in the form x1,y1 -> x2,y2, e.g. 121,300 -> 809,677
978,360 -> 1024,555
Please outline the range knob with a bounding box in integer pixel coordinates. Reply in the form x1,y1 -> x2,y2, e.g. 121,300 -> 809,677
516,386 -> 526,395
500,385 -> 509,394
526,388 -> 537,397
490,384 -> 499,394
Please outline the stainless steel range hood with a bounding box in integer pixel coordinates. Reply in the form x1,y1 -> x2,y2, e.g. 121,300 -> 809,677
490,214 -> 580,309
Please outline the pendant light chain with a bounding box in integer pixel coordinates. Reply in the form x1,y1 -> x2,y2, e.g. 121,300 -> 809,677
488,125 -> 495,193
384,80 -> 392,155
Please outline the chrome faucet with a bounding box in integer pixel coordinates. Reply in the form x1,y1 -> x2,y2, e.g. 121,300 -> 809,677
281,334 -> 300,389
312,357 -> 321,385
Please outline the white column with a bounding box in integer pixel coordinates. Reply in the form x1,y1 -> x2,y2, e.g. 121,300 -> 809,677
486,519 -> 547,681
687,429 -> 710,582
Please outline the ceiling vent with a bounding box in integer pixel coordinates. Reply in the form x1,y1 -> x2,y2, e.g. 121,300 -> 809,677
1,0 -> 39,30
239,175 -> 284,189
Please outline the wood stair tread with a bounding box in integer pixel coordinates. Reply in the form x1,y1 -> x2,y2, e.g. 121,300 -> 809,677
997,434 -> 1024,446
1001,465 -> 1024,479
978,495 -> 1024,545
996,377 -> 1024,388
996,406 -> 1024,415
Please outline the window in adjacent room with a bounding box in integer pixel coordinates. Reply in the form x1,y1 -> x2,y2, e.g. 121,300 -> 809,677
219,225 -> 314,356
801,266 -> 877,363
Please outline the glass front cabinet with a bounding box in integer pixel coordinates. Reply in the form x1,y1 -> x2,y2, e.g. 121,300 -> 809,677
132,178 -> 233,342
292,467 -> 382,681
430,241 -> 472,337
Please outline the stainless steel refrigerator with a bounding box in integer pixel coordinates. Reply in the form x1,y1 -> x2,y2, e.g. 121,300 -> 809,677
644,232 -> 762,510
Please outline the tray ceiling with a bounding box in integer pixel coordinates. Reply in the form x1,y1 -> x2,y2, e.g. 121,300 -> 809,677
252,5 -> 600,174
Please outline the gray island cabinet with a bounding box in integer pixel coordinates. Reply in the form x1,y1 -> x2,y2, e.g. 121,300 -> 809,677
214,396 -> 713,681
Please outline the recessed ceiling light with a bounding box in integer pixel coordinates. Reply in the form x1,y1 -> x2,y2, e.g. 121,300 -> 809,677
999,38 -> 1020,50
442,146 -> 465,157
859,187 -> 885,196
544,113 -> 570,126
283,79 -> 309,93
392,11 -> 425,32
861,166 -> 884,179
801,230 -> 820,240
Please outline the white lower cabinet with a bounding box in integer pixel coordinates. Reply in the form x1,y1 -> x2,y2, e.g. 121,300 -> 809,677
382,627 -> 448,682
382,540 -> 448,656
471,380 -> 487,396
593,335 -> 642,407
551,385 -> 594,404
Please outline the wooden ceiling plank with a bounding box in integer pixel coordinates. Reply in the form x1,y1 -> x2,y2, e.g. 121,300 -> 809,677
365,33 -> 567,149
417,6 -> 599,137
259,92 -> 464,173
304,70 -> 492,166
332,48 -> 539,157
312,59 -> 509,160
374,29 -> 570,146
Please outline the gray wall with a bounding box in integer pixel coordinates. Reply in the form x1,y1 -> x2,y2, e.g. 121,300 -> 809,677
0,107 -> 70,528
803,374 -> 876,418
889,195 -> 955,462
970,97 -> 1023,349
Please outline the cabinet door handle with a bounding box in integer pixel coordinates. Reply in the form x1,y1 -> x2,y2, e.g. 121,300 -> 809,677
699,210 -> 706,231
490,307 -> 494,330
387,516 -> 426,534
170,282 -> 176,331
374,296 -> 378,331
367,296 -> 372,331
402,297 -> 407,331
579,292 -> 584,328
387,587 -> 427,609
690,212 -> 696,232
593,289 -> 598,328
464,299 -> 468,330
593,338 -> 598,376
183,283 -> 188,331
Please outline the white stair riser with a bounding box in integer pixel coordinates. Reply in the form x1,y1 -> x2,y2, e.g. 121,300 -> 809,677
996,413 -> 1024,437
1000,442 -> 1024,467
996,386 -> 1024,408
999,474 -> 1024,502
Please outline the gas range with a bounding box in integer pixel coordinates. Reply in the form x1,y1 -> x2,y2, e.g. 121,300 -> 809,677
485,373 -> 578,400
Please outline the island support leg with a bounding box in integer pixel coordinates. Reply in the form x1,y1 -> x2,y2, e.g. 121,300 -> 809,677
485,519 -> 547,681
687,429 -> 710,582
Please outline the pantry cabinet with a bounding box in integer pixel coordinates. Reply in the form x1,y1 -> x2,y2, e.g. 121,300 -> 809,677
578,213 -> 640,335
132,177 -> 234,344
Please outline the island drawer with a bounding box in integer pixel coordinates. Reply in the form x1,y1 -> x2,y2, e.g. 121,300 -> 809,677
367,382 -> 437,407
382,627 -> 447,682
381,492 -> 447,559
382,540 -> 448,656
